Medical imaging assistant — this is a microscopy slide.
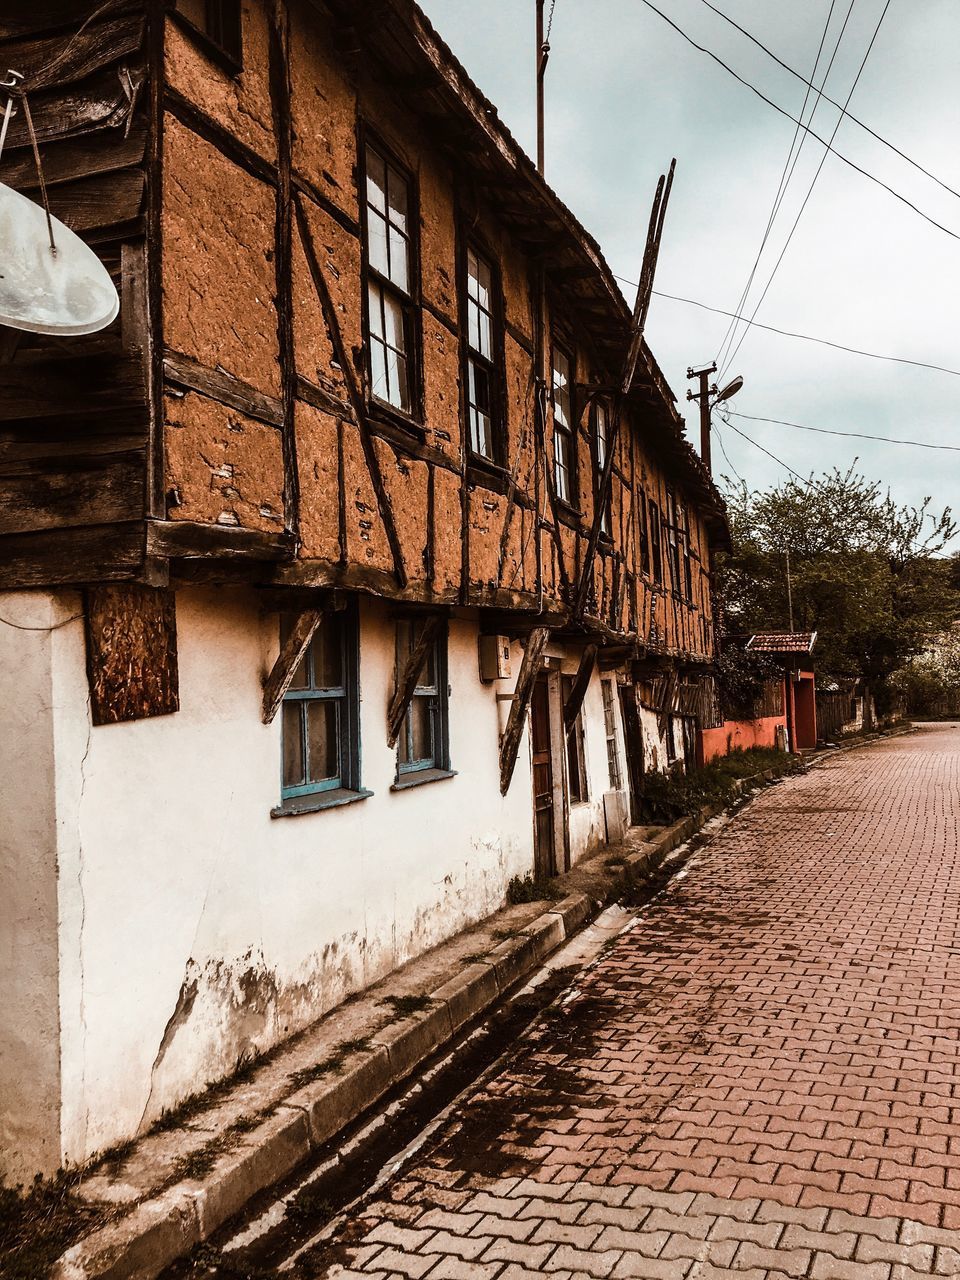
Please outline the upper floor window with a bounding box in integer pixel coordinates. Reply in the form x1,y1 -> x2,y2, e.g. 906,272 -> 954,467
280,609 -> 363,808
648,499 -> 663,584
593,399 -> 611,536
174,0 -> 242,67
666,492 -> 683,593
679,503 -> 693,601
552,346 -> 576,506
396,619 -> 450,778
602,678 -> 622,791
364,144 -> 416,415
465,246 -> 500,461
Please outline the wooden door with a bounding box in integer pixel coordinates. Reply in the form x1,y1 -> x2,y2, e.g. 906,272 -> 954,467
531,674 -> 555,878
618,685 -> 645,827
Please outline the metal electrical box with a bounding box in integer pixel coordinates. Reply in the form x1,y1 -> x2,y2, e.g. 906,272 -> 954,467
479,634 -> 511,681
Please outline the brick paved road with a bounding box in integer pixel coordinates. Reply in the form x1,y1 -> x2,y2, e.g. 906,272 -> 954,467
316,726 -> 960,1279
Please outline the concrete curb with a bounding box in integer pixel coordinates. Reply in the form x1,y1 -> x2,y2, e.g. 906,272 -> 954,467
51,760 -> 801,1280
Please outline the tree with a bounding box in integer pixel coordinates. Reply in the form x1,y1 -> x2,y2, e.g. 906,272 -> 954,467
717,467 -> 959,698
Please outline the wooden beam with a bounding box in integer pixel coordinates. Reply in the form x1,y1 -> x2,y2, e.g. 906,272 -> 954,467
386,613 -> 442,747
499,625 -> 551,796
261,608 -> 324,724
164,350 -> 284,426
563,643 -> 597,731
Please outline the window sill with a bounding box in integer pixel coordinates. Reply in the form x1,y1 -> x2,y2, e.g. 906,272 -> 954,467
466,455 -> 509,491
271,787 -> 373,818
390,767 -> 458,792
555,501 -> 582,530
367,398 -> 427,444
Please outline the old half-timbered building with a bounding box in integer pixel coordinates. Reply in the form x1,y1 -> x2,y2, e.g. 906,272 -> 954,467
0,0 -> 728,1179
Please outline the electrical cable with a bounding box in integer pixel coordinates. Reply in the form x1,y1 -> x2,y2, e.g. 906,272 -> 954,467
715,0 -> 844,372
712,422 -> 745,483
630,283 -> 960,379
634,0 -> 960,244
696,0 -> 960,204
720,0 -> 893,381
727,409 -> 960,453
720,414 -> 816,486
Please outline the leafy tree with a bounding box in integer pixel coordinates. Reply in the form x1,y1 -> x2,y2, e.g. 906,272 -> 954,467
717,467 -> 959,699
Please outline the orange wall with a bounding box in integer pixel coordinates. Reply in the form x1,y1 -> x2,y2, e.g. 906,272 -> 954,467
698,715 -> 786,765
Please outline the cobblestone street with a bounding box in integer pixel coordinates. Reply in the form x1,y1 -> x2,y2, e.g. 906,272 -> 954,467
315,726 -> 960,1279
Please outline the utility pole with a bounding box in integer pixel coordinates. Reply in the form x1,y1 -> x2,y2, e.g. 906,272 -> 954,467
785,547 -> 795,631
686,364 -> 743,475
686,362 -> 717,473
536,0 -> 549,175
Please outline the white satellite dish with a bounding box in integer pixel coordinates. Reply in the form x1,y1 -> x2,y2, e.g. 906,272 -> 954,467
0,180 -> 119,336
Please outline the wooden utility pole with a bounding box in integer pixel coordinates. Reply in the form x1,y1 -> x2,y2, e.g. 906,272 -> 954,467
686,362 -> 717,474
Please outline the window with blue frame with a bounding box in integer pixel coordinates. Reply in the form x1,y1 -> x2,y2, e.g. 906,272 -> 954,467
396,619 -> 449,777
280,608 -> 363,806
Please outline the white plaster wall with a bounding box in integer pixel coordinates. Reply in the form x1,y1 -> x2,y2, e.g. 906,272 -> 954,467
44,587 -> 538,1165
0,592 -> 70,1184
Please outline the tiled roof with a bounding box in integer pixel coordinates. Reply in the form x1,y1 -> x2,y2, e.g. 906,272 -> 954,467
746,632 -> 818,654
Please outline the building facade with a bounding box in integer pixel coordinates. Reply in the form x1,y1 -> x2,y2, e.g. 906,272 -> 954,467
0,0 -> 728,1180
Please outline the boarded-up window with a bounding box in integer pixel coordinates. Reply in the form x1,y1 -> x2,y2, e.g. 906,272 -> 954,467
84,586 -> 179,726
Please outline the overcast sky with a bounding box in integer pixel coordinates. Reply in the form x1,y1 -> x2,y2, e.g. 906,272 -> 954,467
419,0 -> 960,522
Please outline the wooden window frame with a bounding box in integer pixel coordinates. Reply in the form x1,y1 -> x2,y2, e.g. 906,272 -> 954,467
172,0 -> 243,74
277,605 -> 366,811
601,678 -> 622,791
562,674 -> 589,804
360,134 -> 423,430
395,618 -> 451,780
551,341 -> 578,510
592,398 -> 612,537
648,499 -> 663,585
460,235 -> 506,469
666,492 -> 683,596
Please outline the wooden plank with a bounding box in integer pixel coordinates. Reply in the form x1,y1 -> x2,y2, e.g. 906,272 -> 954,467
5,13 -> 144,91
84,583 -> 178,725
261,607 -> 324,725
0,120 -> 147,191
0,351 -> 145,422
499,625 -> 551,796
164,350 -> 284,427
1,68 -> 143,151
0,1 -> 138,40
145,519 -> 295,562
0,521 -> 143,588
44,169 -> 145,234
562,643 -> 598,731
0,450 -> 144,534
386,613 -> 442,747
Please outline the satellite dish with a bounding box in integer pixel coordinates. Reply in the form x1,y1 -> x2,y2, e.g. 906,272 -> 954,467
0,180 -> 119,336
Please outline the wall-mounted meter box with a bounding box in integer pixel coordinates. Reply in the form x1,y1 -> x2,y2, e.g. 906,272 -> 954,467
478,634 -> 512,681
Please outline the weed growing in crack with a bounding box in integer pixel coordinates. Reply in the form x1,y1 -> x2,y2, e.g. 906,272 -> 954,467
506,874 -> 562,904
0,1172 -> 108,1280
379,994 -> 434,1016
286,1182 -> 334,1224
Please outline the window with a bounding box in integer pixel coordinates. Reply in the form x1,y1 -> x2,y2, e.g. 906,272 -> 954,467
279,609 -> 363,807
174,0 -> 242,66
593,399 -> 611,535
364,144 -> 416,415
666,493 -> 683,594
562,675 -> 588,803
680,504 -> 693,602
465,246 -> 500,460
396,619 -> 449,778
552,346 -> 576,506
602,679 -> 622,790
648,499 -> 663,584
665,715 -> 678,765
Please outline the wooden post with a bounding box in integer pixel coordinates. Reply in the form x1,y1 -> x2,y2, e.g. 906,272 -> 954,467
499,625 -> 551,795
261,608 -> 324,724
387,614 -> 443,748
563,642 -> 597,731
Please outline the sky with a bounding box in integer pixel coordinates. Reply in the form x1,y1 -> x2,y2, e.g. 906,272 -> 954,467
418,0 -> 960,522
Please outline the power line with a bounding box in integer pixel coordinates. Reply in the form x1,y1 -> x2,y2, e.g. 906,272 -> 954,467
634,0 -> 960,244
696,0 -> 960,204
616,278 -> 960,379
721,0 -> 896,378
712,422 -> 745,483
728,409 -> 960,453
715,0 -> 843,372
720,0 -> 892,381
720,415 -> 816,486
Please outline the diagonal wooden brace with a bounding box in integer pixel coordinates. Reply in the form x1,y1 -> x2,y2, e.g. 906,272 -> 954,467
563,643 -> 598,732
261,607 -> 324,724
499,625 -> 552,796
387,614 -> 443,748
